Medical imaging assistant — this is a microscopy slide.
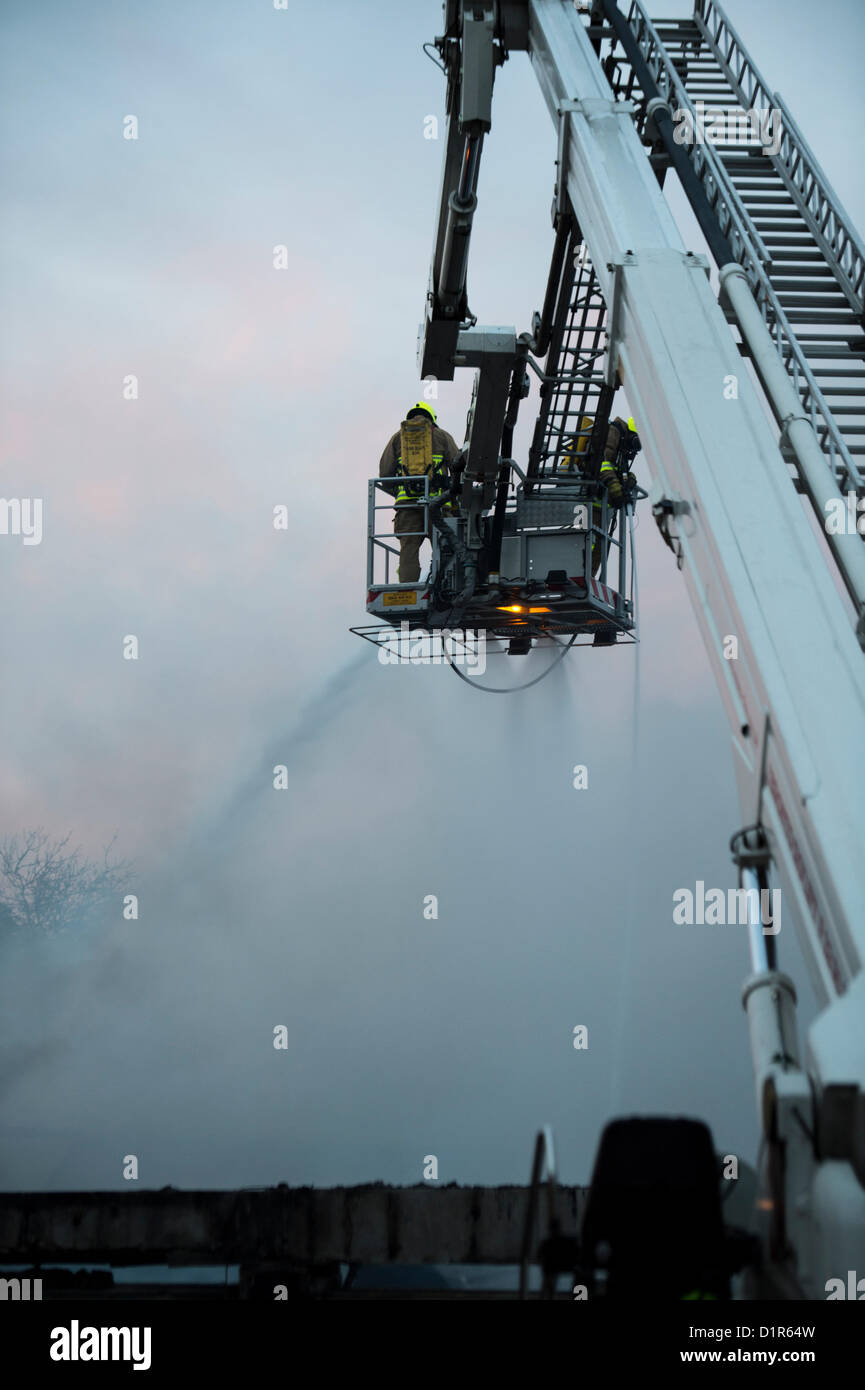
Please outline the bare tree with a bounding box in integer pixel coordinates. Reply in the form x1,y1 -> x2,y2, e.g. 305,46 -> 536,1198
0,829 -> 131,936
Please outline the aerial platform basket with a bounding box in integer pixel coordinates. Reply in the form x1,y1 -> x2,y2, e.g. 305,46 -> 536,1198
350,471 -> 643,659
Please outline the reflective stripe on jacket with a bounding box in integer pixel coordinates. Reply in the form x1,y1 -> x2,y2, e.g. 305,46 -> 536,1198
395,452 -> 446,503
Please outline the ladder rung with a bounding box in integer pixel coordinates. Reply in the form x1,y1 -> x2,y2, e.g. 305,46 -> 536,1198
760,234 -> 821,245
777,294 -> 851,307
762,239 -> 823,250
800,344 -> 865,355
802,387 -> 865,397
807,358 -> 865,367
750,210 -> 806,220
733,180 -> 784,191
710,145 -> 770,155
782,311 -> 860,324
724,164 -> 775,174
771,273 -> 837,284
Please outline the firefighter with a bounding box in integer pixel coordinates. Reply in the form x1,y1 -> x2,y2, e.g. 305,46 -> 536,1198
378,402 -> 461,584
562,414 -> 640,574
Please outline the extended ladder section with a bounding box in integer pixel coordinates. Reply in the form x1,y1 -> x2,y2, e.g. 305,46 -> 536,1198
526,224 -> 614,481
590,0 -> 865,561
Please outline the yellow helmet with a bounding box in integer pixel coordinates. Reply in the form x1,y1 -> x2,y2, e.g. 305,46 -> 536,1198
627,416 -> 637,432
408,401 -> 437,423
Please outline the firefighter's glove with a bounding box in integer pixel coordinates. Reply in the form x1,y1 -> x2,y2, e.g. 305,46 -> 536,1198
605,475 -> 624,507
606,472 -> 638,508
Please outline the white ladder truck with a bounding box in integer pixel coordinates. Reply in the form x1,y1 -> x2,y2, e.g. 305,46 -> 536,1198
392,0 -> 865,1299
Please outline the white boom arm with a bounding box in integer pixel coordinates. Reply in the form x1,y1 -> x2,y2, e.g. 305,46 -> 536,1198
524,0 -> 865,1296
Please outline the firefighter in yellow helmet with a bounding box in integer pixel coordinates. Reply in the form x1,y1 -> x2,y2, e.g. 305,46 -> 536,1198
379,401 -> 461,583
562,414 -> 640,574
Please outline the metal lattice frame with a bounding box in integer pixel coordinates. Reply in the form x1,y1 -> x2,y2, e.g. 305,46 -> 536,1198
602,0 -> 865,500
696,0 -> 865,311
541,247 -> 610,475
526,229 -> 613,481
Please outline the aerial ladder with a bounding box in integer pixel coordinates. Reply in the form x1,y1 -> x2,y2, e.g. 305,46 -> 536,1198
358,0 -> 865,1298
